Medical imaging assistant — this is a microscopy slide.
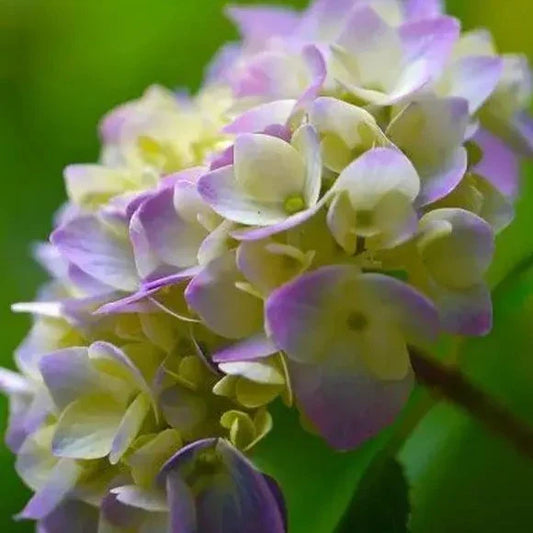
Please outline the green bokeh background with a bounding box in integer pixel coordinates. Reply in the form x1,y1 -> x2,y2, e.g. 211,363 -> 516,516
1,0 -> 533,531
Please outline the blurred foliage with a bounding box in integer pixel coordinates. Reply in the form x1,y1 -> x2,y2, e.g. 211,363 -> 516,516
1,0 -> 533,531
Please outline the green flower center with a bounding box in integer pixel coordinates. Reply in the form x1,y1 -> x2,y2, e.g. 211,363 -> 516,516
355,209 -> 374,228
346,311 -> 369,331
284,194 -> 306,215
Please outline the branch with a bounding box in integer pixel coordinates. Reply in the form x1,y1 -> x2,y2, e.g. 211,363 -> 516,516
410,348 -> 533,460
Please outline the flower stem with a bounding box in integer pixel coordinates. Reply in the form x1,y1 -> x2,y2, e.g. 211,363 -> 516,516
410,348 -> 533,460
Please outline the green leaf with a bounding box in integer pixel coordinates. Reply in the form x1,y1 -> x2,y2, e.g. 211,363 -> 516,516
335,457 -> 410,533
400,264 -> 533,533
252,402 -> 392,533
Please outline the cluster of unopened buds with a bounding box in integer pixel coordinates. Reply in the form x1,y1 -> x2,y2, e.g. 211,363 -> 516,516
1,0 -> 532,531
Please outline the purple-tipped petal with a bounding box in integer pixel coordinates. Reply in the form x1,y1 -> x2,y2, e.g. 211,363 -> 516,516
474,128 -> 519,198
185,253 -> 263,339
39,348 -> 100,410
94,286 -> 160,315
265,266 -> 438,448
51,214 -> 137,292
226,5 -> 298,49
405,0 -> 443,20
130,182 -> 208,281
38,500 -> 99,533
433,282 -> 492,336
231,202 -> 324,242
159,438 -> 286,533
289,359 -> 414,450
224,100 -> 296,134
417,147 -> 468,206
294,45 -> 327,111
18,459 -> 83,520
444,56 -> 503,113
212,334 -> 278,364
511,111 -> 533,157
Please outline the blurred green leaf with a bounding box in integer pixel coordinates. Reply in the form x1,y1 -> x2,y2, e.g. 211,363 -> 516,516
335,457 -> 410,533
253,403 -> 393,533
400,264 -> 533,533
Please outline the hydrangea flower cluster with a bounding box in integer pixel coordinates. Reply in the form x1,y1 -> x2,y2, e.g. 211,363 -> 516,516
2,0 -> 532,531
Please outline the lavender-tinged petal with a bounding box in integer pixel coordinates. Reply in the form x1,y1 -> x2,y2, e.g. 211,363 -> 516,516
206,42 -> 241,85
185,253 -> 263,339
198,165 -> 287,227
142,265 -> 202,291
289,359 -> 413,450
212,334 -> 278,364
293,45 -> 327,113
418,208 -> 495,290
100,491 -> 147,529
444,56 -> 503,113
0,368 -> 33,396
226,5 -> 298,48
231,203 -> 323,242
511,111 -> 533,157
88,342 -> 153,401
130,184 -> 206,280
474,128 -> 519,198
160,439 -> 286,533
51,395 -> 125,460
433,282 -> 492,336
404,0 -> 443,20
224,100 -> 296,134
17,459 -> 83,520
39,348 -> 100,411
32,242 -> 69,279
111,485 -> 167,512
417,147 -> 468,206
39,500 -> 99,533
166,472 -> 197,533
94,287 -> 160,315
51,214 -> 137,292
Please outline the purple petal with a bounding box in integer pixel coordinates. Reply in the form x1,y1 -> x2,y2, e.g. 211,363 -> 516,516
511,111 -> 533,157
224,100 -> 296,135
433,282 -> 492,336
206,42 -> 241,85
404,0 -> 443,20
417,147 -> 468,206
231,202 -> 323,242
226,5 -> 298,48
297,0 -> 357,42
294,45 -> 327,112
184,253 -> 263,339
400,16 -> 459,79
142,265 -> 202,291
289,358 -> 413,449
18,459 -> 83,520
94,286 -> 160,315
100,491 -> 146,529
51,214 -> 138,292
38,500 -> 99,533
166,471 -> 197,533
212,334 -> 278,364
474,128 -> 519,198
210,145 -> 235,170
445,56 -> 503,113
160,439 -> 286,533
130,183 -> 206,280
39,348 -> 100,410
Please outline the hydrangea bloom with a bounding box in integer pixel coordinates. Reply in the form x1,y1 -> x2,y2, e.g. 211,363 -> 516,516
2,0 -> 532,531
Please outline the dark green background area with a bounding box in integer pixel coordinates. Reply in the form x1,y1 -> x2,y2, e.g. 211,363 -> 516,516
1,0 -> 533,531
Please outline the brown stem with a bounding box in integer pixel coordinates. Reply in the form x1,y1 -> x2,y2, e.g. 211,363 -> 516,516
410,348 -> 533,461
